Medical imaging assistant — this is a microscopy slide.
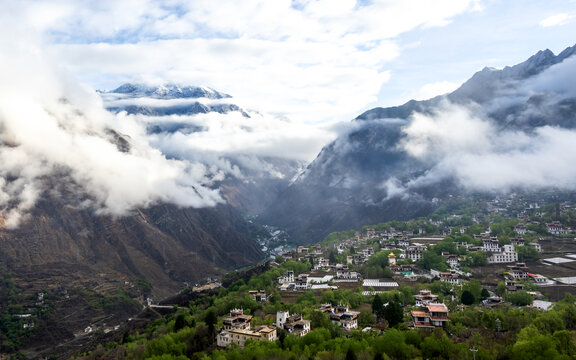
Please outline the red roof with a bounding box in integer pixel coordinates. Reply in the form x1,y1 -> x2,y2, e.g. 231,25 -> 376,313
411,310 -> 428,317
427,304 -> 448,312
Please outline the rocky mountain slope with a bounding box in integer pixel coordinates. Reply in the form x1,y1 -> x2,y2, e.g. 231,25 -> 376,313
0,173 -> 264,353
261,44 -> 576,242
0,83 -> 269,298
0,181 -> 263,300
0,83 -> 273,354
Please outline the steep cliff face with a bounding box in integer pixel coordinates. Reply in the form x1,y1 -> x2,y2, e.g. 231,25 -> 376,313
0,190 -> 263,299
260,120 -> 443,242
261,44 -> 576,242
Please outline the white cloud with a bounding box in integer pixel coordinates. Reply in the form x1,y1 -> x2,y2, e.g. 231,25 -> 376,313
23,0 -> 482,126
51,37 -> 395,125
539,13 -> 573,27
137,110 -> 334,162
401,102 -> 491,160
526,56 -> 576,96
0,15 -> 223,227
400,101 -> 576,193
414,81 -> 460,100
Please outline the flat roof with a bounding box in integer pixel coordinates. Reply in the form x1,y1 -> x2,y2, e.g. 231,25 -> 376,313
362,291 -> 386,295
410,237 -> 445,241
532,300 -> 553,311
428,304 -> 448,312
554,276 -> 576,284
411,311 -> 428,317
258,327 -> 276,333
542,257 -> 575,264
363,279 -> 399,287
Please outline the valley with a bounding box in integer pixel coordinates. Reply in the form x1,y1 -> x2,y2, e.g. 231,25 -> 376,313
1,42 -> 576,359
16,191 -> 575,359
3,187 -> 576,358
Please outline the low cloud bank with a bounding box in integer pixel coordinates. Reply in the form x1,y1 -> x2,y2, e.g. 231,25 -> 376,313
399,101 -> 576,193
0,36 -> 223,228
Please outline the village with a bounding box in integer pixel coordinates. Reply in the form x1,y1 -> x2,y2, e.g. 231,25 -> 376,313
211,196 -> 576,349
4,195 -> 576,359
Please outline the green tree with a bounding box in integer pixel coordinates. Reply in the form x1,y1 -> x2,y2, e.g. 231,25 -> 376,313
373,329 -> 415,360
421,331 -> 455,359
358,310 -> 376,327
461,280 -> 482,304
329,250 -> 337,265
461,290 -> 475,305
174,313 -> 188,332
418,251 -> 447,271
516,245 -> 540,262
433,240 -> 458,256
310,311 -> 331,328
480,288 -> 490,300
384,300 -> 404,327
401,286 -> 415,306
557,301 -> 576,330
204,309 -> 218,343
466,251 -> 488,267
510,326 -> 560,360
372,295 -> 386,323
553,330 -> 576,356
527,223 -> 547,235
533,311 -> 565,334
496,281 -> 506,296
504,290 -> 533,306
345,347 -> 357,360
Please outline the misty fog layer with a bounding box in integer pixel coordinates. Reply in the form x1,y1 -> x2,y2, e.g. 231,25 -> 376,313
389,54 -> 576,196
399,102 -> 576,193
0,40 -> 224,228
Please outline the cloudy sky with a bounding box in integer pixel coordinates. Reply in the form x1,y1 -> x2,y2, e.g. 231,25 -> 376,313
7,0 -> 576,126
1,0 -> 576,225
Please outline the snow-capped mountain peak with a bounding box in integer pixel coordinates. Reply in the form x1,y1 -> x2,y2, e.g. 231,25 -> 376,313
105,83 -> 231,100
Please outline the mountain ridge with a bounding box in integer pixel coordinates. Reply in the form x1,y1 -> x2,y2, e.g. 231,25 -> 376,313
100,83 -> 305,216
260,43 -> 576,242
101,83 -> 231,99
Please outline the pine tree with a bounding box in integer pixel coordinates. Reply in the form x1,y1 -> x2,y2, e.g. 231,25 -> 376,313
461,290 -> 475,305
384,300 -> 404,327
481,288 -> 490,300
329,250 -> 337,264
346,348 -> 357,360
372,294 -> 385,322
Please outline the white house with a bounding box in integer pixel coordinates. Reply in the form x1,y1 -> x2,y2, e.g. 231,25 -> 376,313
318,304 -> 360,330
278,271 -> 294,284
406,244 -> 426,262
528,242 -> 543,252
514,224 -> 527,235
446,255 -> 460,269
546,221 -> 568,235
217,326 -> 276,348
482,238 -> 500,253
336,270 -> 359,279
276,311 -> 310,336
488,245 -> 518,264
